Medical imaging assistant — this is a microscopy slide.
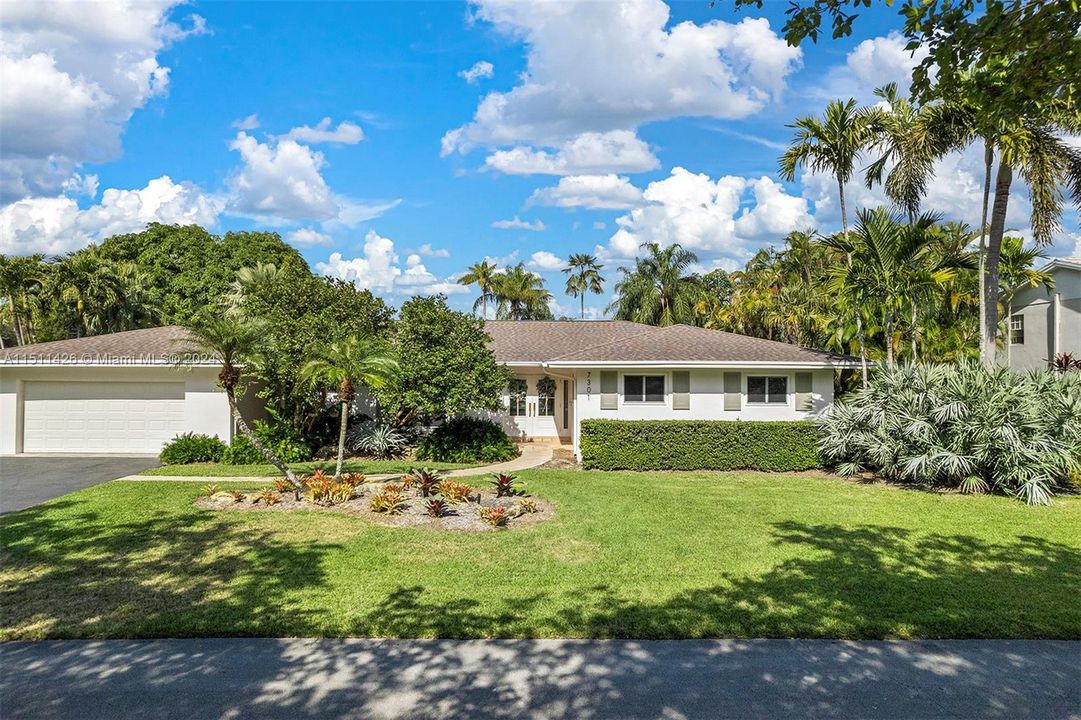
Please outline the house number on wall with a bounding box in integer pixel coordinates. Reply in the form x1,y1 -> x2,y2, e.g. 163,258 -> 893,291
585,371 -> 591,400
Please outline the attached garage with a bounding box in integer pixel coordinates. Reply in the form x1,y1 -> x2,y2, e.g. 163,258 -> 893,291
1,327 -> 237,456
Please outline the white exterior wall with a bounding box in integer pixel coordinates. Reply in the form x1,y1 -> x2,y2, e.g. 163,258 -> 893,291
0,365 -> 231,455
569,366 -> 834,456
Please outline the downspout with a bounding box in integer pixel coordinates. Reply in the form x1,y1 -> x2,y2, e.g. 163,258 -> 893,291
1053,292 -> 1061,360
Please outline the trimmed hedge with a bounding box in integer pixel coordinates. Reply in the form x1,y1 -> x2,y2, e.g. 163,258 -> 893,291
580,419 -> 822,471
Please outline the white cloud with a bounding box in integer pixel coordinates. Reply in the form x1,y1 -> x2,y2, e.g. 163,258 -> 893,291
528,250 -> 564,271
0,0 -> 206,200
528,174 -> 643,210
815,32 -> 929,102
226,131 -> 338,223
443,1 -> 800,153
458,60 -> 494,84
232,113 -> 260,130
492,215 -> 546,231
414,243 -> 450,258
281,117 -> 364,145
316,229 -> 466,297
325,197 -> 402,231
598,167 -> 811,263
592,221 -> 606,230
484,130 -> 659,175
286,228 -> 333,246
0,175 -> 222,255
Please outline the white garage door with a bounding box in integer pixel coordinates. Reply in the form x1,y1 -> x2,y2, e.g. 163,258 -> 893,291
23,381 -> 185,454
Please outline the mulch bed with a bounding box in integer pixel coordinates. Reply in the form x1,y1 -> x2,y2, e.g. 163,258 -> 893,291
193,481 -> 554,532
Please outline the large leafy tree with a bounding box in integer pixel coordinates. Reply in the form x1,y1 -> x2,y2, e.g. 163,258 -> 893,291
300,337 -> 398,479
458,260 -> 499,318
609,242 -> 704,326
0,254 -> 45,347
492,263 -> 553,320
176,311 -> 304,494
372,295 -> 510,426
562,253 -> 605,319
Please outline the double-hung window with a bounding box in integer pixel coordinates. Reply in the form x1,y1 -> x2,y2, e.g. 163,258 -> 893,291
536,376 -> 556,417
747,375 -> 787,404
508,379 -> 527,416
623,374 -> 665,403
1010,315 -> 1024,345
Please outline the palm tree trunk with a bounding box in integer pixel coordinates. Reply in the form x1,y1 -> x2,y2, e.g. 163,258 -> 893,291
910,302 -> 918,362
580,293 -> 585,320
983,161 -> 1013,366
978,141 -> 993,357
855,311 -> 868,386
225,386 -> 303,495
335,400 -> 348,480
482,292 -> 488,320
837,179 -> 849,238
885,310 -> 894,366
1006,297 -> 1013,366
9,295 -> 22,345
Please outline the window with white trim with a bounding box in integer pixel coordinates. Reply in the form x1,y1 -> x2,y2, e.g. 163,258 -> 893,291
537,376 -> 556,417
747,375 -> 787,404
1010,315 -> 1024,344
508,379 -> 527,416
624,374 -> 664,403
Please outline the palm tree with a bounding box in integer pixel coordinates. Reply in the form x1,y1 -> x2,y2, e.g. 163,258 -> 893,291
492,264 -> 553,320
49,248 -> 127,338
779,98 -> 872,236
997,236 -> 1053,366
0,254 -> 45,347
176,312 -> 305,494
458,260 -> 499,319
562,254 -> 605,319
224,262 -> 281,313
608,242 -> 703,326
300,336 -> 398,479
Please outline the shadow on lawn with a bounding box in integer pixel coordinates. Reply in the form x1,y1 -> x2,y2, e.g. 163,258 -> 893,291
0,500 -> 338,639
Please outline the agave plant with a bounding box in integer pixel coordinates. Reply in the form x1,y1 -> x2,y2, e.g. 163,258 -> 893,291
349,422 -> 409,460
818,361 -> 1081,505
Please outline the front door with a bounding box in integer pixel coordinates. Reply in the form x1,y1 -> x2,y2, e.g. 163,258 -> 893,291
507,376 -> 560,439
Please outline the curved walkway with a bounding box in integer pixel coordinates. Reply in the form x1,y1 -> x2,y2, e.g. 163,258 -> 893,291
117,443 -> 555,483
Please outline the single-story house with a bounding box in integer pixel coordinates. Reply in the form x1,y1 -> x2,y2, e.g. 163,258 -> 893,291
483,320 -> 858,458
0,326 -> 255,455
1007,256 -> 1080,371
0,320 -> 856,457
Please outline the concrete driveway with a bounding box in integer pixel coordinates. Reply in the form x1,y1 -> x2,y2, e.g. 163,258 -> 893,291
0,455 -> 159,513
1,638 -> 1077,720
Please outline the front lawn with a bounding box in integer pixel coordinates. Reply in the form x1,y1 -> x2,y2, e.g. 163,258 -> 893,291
139,459 -> 475,477
3,471 -> 1079,640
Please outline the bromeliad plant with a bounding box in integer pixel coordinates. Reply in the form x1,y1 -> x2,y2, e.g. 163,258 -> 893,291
370,488 -> 406,515
435,480 -> 475,504
424,498 -> 449,518
409,467 -> 444,497
818,360 -> 1081,505
478,505 -> 508,527
489,472 -> 520,497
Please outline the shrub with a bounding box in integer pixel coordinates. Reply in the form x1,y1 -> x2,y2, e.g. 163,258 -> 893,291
819,361 -> 1081,505
490,472 -> 519,497
221,420 -> 311,465
349,422 -> 409,459
477,505 -> 508,527
160,433 -> 226,465
408,467 -> 444,497
416,416 -> 519,463
435,480 -> 475,504
425,498 -> 448,517
580,420 -> 822,472
370,489 -> 406,515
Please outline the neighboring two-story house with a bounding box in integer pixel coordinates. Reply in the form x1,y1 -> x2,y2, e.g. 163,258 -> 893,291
1008,257 -> 1081,371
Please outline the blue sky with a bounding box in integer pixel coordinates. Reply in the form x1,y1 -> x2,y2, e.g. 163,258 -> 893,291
2,0 -> 1077,318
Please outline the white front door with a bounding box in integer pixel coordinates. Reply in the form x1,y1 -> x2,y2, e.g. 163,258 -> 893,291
507,376 -> 562,439
22,381 -> 186,454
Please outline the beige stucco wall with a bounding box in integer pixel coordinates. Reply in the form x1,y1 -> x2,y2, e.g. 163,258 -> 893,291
1008,266 -> 1081,371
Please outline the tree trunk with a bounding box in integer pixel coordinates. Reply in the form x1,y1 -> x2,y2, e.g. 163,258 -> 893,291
855,312 -> 868,386
978,141 -> 993,357
482,293 -> 487,320
9,295 -> 22,345
910,302 -> 918,362
580,293 -> 585,320
225,386 -> 303,495
885,310 -> 894,366
335,400 -> 348,480
1006,298 -> 1013,366
837,179 -> 849,238
983,162 -> 1013,366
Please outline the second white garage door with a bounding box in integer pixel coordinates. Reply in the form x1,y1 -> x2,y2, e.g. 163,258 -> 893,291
23,381 -> 185,454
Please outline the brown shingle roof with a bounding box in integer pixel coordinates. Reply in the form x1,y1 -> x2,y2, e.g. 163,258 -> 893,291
0,326 -> 202,365
485,320 -> 855,366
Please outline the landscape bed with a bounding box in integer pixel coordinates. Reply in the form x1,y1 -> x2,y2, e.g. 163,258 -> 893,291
140,460 -> 475,477
2,469 -> 1079,641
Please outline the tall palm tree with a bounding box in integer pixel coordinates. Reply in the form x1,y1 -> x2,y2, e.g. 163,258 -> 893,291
562,254 -> 605,319
49,248 -> 128,338
176,312 -> 305,494
0,254 -> 45,347
997,236 -> 1053,366
779,98 -> 872,236
492,264 -> 553,320
458,260 -> 499,319
608,242 -> 703,326
300,336 -> 398,479
224,262 -> 281,313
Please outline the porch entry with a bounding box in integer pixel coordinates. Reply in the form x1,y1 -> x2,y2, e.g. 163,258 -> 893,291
508,375 -> 573,441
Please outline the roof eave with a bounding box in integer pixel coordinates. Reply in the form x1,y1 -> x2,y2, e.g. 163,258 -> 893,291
542,359 -> 858,369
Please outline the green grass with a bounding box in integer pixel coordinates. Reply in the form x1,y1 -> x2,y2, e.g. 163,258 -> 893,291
3,470 -> 1079,640
139,459 -> 475,477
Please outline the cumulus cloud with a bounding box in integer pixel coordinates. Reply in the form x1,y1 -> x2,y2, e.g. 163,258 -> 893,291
492,215 -> 546,231
0,175 -> 223,255
232,113 -> 260,130
286,228 -> 333,246
458,60 -> 494,84
280,117 -> 364,145
815,32 -> 929,102
0,0 -> 206,200
528,174 -> 643,210
414,243 -> 450,258
598,167 -> 812,262
226,131 -> 338,223
316,229 -> 466,296
528,250 -> 564,271
484,130 -> 659,176
442,0 -> 800,154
